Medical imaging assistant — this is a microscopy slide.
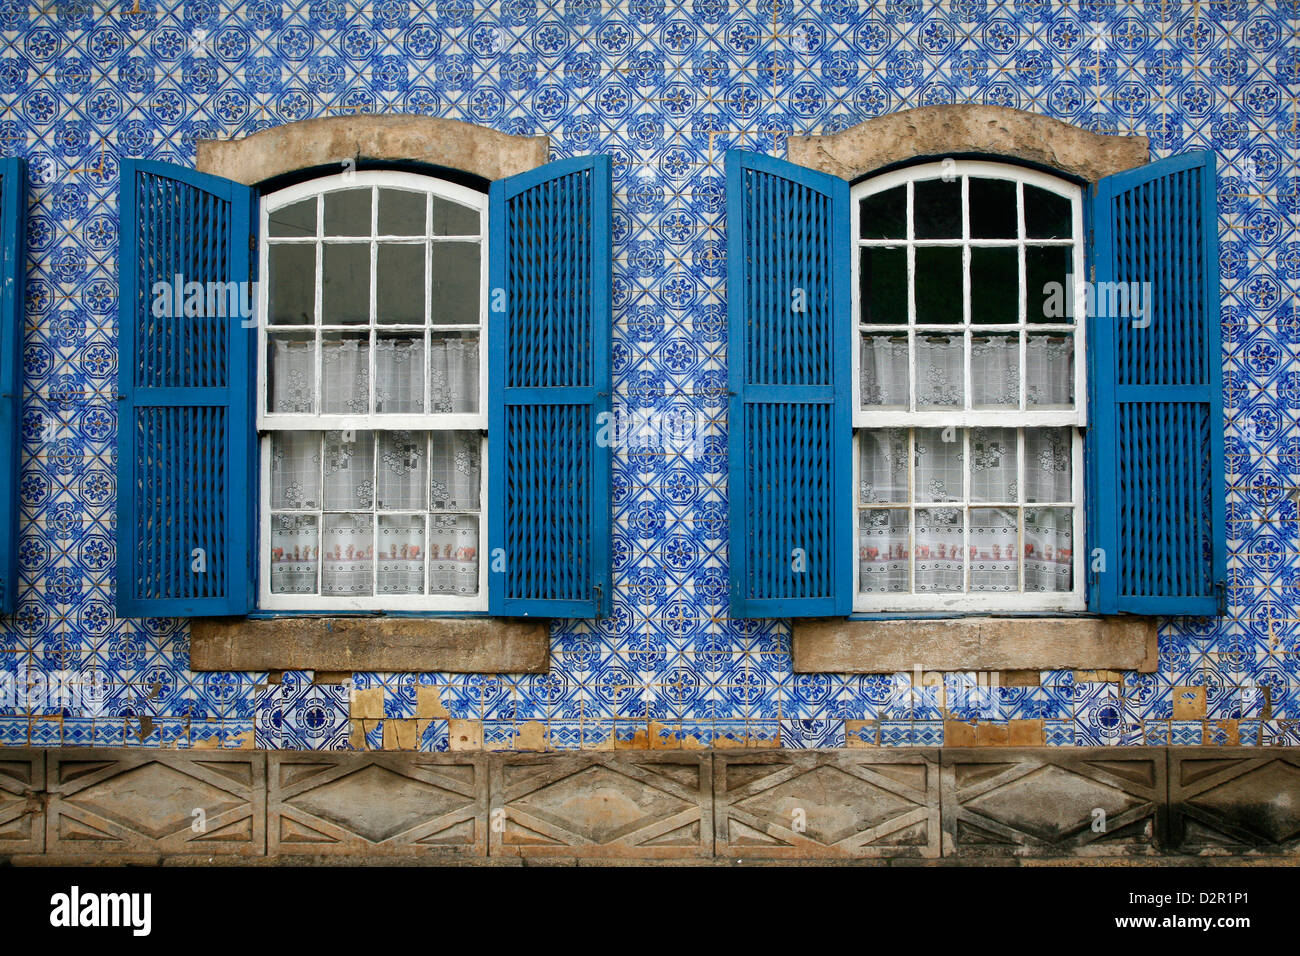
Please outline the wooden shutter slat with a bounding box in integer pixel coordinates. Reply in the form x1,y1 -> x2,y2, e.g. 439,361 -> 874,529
0,158 -> 25,615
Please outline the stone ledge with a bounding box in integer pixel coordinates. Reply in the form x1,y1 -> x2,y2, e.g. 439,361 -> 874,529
792,616 -> 1158,674
196,114 -> 550,185
190,616 -> 551,673
787,104 -> 1149,183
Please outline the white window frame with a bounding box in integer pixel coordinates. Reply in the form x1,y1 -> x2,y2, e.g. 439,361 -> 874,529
851,159 -> 1087,613
256,170 -> 489,612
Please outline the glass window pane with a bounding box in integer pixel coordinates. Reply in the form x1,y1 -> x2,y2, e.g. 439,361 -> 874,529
913,178 -> 961,238
859,429 -> 909,503
914,507 -> 963,591
914,247 -> 962,323
914,427 -> 963,501
429,431 -> 481,510
321,513 -> 373,596
971,334 -> 1019,408
859,246 -> 907,324
270,514 -> 318,594
430,243 -> 481,325
431,197 -> 481,236
270,431 -> 321,509
323,431 -> 374,510
1026,333 -> 1074,407
268,244 -> 315,325
860,334 -> 908,408
269,198 -> 316,238
969,427 -> 1017,503
377,243 -> 425,324
429,514 -> 479,594
1025,428 -> 1073,503
859,186 -> 905,239
377,188 -> 426,236
1024,184 -> 1072,239
858,509 -> 909,593
916,335 -> 963,408
970,507 -> 1018,591
322,243 -> 370,324
376,430 -> 427,511
969,246 -> 1018,324
968,178 -> 1017,238
429,332 -> 480,413
376,333 -> 424,414
1026,246 -> 1071,323
323,188 -> 371,237
267,331 -> 315,413
1025,507 -> 1073,592
377,514 -> 426,594
321,331 -> 369,415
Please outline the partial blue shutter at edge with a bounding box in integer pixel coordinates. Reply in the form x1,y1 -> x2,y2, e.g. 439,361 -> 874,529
116,160 -> 257,617
726,150 -> 851,618
1087,150 -> 1226,615
488,155 -> 612,618
0,158 -> 26,616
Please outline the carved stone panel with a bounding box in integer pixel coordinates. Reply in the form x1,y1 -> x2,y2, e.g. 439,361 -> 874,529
0,751 -> 44,855
1169,748 -> 1300,854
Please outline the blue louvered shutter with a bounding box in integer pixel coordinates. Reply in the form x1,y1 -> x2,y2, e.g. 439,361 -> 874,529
1088,150 -> 1226,615
0,158 -> 26,615
488,155 -> 612,618
726,150 -> 851,618
116,160 -> 257,617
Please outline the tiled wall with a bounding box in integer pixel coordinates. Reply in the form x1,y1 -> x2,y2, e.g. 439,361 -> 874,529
1,0 -> 1297,751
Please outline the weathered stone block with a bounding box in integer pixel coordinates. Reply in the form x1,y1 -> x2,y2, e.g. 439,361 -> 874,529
0,750 -> 44,855
1168,748 -> 1300,854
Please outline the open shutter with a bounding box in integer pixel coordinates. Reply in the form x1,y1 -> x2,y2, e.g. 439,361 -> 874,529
1088,150 -> 1225,615
488,155 -> 611,618
726,150 -> 851,618
116,160 -> 257,617
0,158 -> 25,615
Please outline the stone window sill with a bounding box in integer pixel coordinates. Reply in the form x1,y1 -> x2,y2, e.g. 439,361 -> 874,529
792,616 -> 1157,674
190,616 -> 550,673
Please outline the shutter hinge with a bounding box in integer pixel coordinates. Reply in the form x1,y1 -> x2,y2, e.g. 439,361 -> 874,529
116,393 -> 126,401
250,234 -> 256,251
1215,581 -> 1226,617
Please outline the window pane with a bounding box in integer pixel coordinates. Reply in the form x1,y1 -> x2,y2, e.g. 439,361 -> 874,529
269,198 -> 316,238
322,243 -> 370,324
429,514 -> 479,594
913,179 -> 961,238
431,197 -> 480,236
1025,507 -> 1073,591
429,332 -> 480,413
1024,427 -> 1072,503
375,333 -> 424,413
1026,333 -> 1074,407
321,513 -> 373,596
320,331 -> 369,415
860,334 -> 908,408
969,246 -> 1018,324
859,429 -> 908,503
430,243 -> 481,325
859,186 -> 905,239
858,509 -> 909,593
971,334 -> 1019,408
267,331 -> 315,413
914,247 -> 962,323
914,507 -> 962,591
970,507 -> 1018,591
377,243 -> 425,324
323,431 -> 374,510
968,179 -> 1017,238
969,427 -> 1016,503
914,428 -> 962,501
268,244 -> 315,325
1026,246 -> 1070,323
323,188 -> 371,237
270,431 -> 321,509
915,335 -> 963,408
377,514 -> 426,594
859,246 -> 907,324
429,431 -> 481,510
376,430 -> 427,510
270,515 -> 318,594
1024,184 -> 1072,239
377,188 -> 426,236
